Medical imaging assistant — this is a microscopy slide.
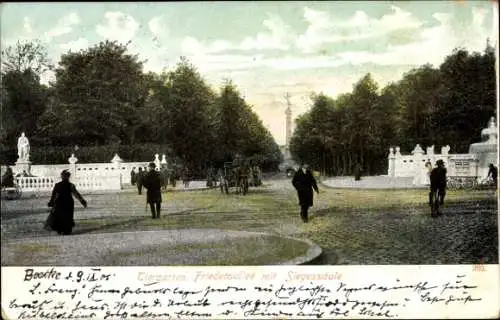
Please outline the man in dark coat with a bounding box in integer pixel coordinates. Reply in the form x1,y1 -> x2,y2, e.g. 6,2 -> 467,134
46,170 -> 87,235
130,169 -> 136,186
354,162 -> 363,181
429,159 -> 447,208
143,162 -> 162,219
292,164 -> 319,223
136,167 -> 144,195
1,166 -> 14,188
182,167 -> 190,188
487,163 -> 497,185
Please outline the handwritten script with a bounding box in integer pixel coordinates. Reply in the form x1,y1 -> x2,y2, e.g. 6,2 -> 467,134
2,267 -> 489,319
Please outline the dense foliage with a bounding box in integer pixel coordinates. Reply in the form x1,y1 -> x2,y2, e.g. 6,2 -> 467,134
0,41 -> 283,175
290,43 -> 497,176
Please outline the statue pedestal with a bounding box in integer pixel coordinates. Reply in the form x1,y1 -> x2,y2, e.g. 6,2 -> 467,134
14,159 -> 32,175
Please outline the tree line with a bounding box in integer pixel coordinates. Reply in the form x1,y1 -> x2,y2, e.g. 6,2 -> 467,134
0,40 -> 283,176
290,42 -> 496,176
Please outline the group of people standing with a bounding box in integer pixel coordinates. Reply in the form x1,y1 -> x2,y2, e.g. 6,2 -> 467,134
130,165 -> 191,195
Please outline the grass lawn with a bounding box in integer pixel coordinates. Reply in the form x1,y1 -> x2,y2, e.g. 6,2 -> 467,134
106,236 -> 311,266
74,183 -> 497,264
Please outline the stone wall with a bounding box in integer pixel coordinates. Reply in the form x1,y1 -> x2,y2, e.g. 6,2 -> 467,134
3,153 -> 167,192
388,145 -> 480,185
388,118 -> 497,186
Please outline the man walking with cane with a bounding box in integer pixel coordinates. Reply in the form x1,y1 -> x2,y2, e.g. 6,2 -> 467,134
143,162 -> 162,219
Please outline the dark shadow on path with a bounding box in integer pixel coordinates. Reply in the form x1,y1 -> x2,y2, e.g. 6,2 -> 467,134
72,216 -> 151,235
1,207 -> 52,221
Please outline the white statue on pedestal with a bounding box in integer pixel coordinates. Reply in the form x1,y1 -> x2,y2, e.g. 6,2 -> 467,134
17,132 -> 30,161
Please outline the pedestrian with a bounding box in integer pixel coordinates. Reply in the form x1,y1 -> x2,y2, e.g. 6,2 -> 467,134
429,159 -> 447,215
170,164 -> 177,188
1,166 -> 14,188
130,168 -> 136,186
487,163 -> 497,185
143,162 -> 162,219
46,170 -> 87,235
182,167 -> 190,188
354,162 -> 363,181
136,167 -> 144,195
292,164 -> 319,223
160,165 -> 169,191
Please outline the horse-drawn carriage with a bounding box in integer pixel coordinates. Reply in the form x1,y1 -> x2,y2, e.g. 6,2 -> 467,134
218,159 -> 262,195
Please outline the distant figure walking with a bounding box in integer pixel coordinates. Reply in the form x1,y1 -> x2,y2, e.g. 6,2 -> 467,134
136,167 -> 144,195
143,162 -> 162,219
160,165 -> 169,191
429,159 -> 447,210
182,167 -> 190,188
292,164 -> 319,223
354,162 -> 363,181
130,169 -> 136,186
1,166 -> 14,188
487,163 -> 497,185
170,165 -> 177,188
46,170 -> 87,235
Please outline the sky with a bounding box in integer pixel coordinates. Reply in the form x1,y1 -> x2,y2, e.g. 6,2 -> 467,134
1,1 -> 498,145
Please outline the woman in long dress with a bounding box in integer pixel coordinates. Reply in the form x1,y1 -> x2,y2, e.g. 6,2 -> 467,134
46,170 -> 87,235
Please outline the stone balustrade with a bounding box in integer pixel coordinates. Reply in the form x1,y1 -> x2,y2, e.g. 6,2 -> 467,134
15,174 -> 122,192
3,151 -> 172,193
15,176 -> 58,192
72,174 -> 122,191
28,162 -> 150,177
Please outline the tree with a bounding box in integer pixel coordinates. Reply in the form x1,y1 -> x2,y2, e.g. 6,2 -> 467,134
290,93 -> 337,174
0,69 -> 49,163
1,39 -> 53,76
163,57 -> 217,172
0,40 -> 52,161
37,40 -> 146,146
434,45 -> 496,152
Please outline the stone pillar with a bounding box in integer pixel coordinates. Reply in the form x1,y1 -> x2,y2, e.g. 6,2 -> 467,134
154,154 -> 161,171
111,154 -> 124,189
68,154 -> 78,177
111,153 -> 123,166
14,160 -> 32,176
411,144 -> 425,186
388,147 -> 396,177
161,154 -> 167,167
394,147 -> 402,177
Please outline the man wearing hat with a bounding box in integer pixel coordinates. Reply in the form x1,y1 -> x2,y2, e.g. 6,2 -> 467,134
46,170 -> 87,235
429,159 -> 447,210
292,163 -> 319,223
143,162 -> 162,219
